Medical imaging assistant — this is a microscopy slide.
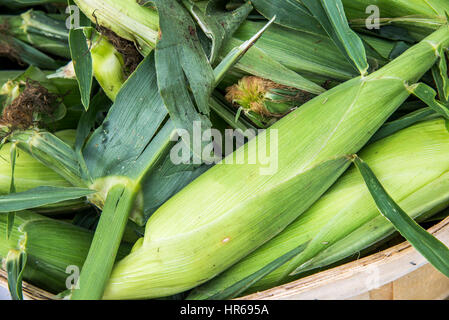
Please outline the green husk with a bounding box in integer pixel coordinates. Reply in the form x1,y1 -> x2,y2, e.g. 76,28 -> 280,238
189,118 -> 449,298
0,33 -> 62,69
0,142 -> 69,193
8,129 -> 86,188
225,76 -> 313,127
101,26 -> 449,300
0,71 -> 22,85
73,0 -> 159,56
0,10 -> 70,59
225,20 -> 357,83
342,0 -> 449,40
343,0 -> 449,21
0,0 -> 66,9
0,130 -> 89,214
89,32 -> 126,102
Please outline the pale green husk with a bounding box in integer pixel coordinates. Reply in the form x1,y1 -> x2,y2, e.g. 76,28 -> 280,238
90,33 -> 126,102
189,118 -> 449,298
0,211 -> 131,293
0,130 -> 88,214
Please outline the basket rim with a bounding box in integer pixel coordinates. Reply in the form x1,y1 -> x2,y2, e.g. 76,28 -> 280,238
239,216 -> 449,300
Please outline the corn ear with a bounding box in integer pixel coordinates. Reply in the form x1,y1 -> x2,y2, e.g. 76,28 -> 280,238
102,26 -> 449,300
0,33 -> 62,70
0,130 -> 88,214
0,142 -> 70,194
0,0 -> 66,9
225,76 -> 312,127
73,0 -> 159,56
9,129 -> 86,188
89,32 -> 126,102
0,211 -> 131,294
0,10 -> 70,59
189,118 -> 449,298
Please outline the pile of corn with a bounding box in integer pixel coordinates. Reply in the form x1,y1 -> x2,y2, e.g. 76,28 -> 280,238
0,0 -> 449,301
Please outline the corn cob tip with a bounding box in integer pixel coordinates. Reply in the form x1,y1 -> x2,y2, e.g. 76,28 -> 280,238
225,76 -> 309,118
0,79 -> 60,130
93,27 -> 142,76
225,76 -> 272,117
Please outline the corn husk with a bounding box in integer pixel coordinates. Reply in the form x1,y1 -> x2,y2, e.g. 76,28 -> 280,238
0,10 -> 70,59
0,211 -> 130,293
89,33 -> 126,102
0,130 -> 88,214
0,32 -> 62,70
226,20 -> 357,83
101,26 -> 449,300
224,76 -> 312,127
73,0 -> 159,56
342,0 -> 449,40
0,71 -> 22,85
0,0 -> 66,9
189,118 -> 449,298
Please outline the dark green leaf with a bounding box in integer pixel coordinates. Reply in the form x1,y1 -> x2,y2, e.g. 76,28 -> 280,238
6,250 -> 27,301
69,27 -> 93,111
354,156 -> 449,279
408,83 -> 449,119
370,107 -> 437,143
83,53 -> 173,181
154,0 -> 215,158
213,16 -> 275,86
184,0 -> 253,64
251,0 -> 325,36
75,91 -> 111,181
388,41 -> 411,60
74,91 -> 111,151
361,25 -> 415,44
72,211 -> 100,231
301,0 -> 369,75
